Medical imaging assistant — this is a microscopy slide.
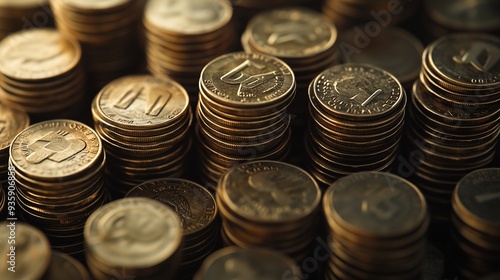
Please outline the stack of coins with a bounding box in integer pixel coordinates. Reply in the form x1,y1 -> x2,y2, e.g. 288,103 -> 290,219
217,161 -> 321,262
0,222 -> 52,279
322,0 -> 418,30
196,52 -> 296,187
144,0 -> 236,97
0,103 -> 29,187
92,75 -> 192,198
85,197 -> 183,280
305,64 -> 406,186
323,172 -> 429,280
403,33 -> 500,222
0,0 -> 53,40
194,247 -> 302,280
126,178 -> 219,278
50,0 -> 143,88
450,168 -> 500,279
0,28 -> 86,122
45,251 -> 92,280
9,119 -> 107,258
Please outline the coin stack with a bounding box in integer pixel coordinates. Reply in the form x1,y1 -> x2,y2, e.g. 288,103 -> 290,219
9,119 -> 107,258
0,103 -> 29,188
0,28 -> 86,122
305,64 -> 406,186
402,33 -> 500,222
144,0 -> 236,97
85,197 -> 183,280
126,178 -> 219,278
216,161 -> 321,262
0,222 -> 52,279
323,172 -> 430,280
450,168 -> 500,279
50,0 -> 143,89
92,75 -> 192,198
322,0 -> 418,30
45,251 -> 92,280
194,247 -> 302,280
0,0 -> 53,40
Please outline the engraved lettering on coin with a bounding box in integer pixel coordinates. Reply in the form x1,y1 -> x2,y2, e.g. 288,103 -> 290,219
220,60 -> 278,97
26,130 -> 86,164
453,42 -> 500,72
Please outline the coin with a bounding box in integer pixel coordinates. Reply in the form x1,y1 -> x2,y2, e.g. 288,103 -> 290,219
44,251 -> 92,280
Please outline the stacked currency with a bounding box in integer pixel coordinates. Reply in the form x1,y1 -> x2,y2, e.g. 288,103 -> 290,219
9,120 -> 107,258
50,0 -> 142,88
305,64 -> 406,186
216,161 -> 321,262
44,251 -> 92,280
323,172 -> 429,280
144,0 -> 236,97
0,28 -> 86,122
450,168 -> 500,279
196,52 -> 296,187
126,178 -> 219,278
0,222 -> 52,279
403,33 -> 500,222
0,0 -> 52,40
92,75 -> 192,198
0,103 -> 29,188
194,247 -> 302,280
84,197 -> 183,280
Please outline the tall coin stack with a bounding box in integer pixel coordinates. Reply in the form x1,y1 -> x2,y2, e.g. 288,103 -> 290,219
216,161 -> 321,262
126,178 -> 219,279
305,64 -> 406,186
403,33 -> 500,222
84,197 -> 183,280
9,119 -> 107,258
144,0 -> 236,97
323,172 -> 429,280
92,75 -> 192,198
194,247 -> 302,280
196,52 -> 295,187
50,0 -> 143,88
450,168 -> 500,279
0,28 -> 86,122
0,0 -> 53,40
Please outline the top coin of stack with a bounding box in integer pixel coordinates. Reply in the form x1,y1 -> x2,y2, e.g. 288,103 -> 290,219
0,0 -> 52,40
144,0 -> 236,97
92,75 -> 192,198
323,172 -> 429,280
450,168 -> 500,279
0,28 -> 86,122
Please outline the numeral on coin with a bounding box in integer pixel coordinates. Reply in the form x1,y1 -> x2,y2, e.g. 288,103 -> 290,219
453,42 -> 500,72
220,60 -> 277,96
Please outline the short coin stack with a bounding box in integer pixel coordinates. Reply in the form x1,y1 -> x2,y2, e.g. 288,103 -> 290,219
0,28 -> 86,122
323,172 -> 429,280
306,64 -> 406,186
144,0 -> 236,96
9,119 -> 107,258
403,33 -> 500,222
196,52 -> 296,187
50,0 -> 143,88
84,197 -> 183,280
0,0 -> 52,40
92,75 -> 192,198
217,161 -> 321,262
126,178 -> 219,278
194,247 -> 302,280
450,168 -> 500,279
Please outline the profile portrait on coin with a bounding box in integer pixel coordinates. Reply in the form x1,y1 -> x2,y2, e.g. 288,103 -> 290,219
153,188 -> 195,227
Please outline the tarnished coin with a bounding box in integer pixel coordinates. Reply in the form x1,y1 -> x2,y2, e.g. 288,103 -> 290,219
44,251 -> 92,280
0,222 -> 51,280
0,103 -> 29,151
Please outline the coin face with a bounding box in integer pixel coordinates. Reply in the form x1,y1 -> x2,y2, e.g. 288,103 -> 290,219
95,75 -> 189,129
323,172 -> 427,237
84,197 -> 182,268
220,161 -> 320,223
126,178 -> 217,235
246,7 -> 337,58
428,33 -> 500,88
312,64 -> 403,119
0,103 -> 29,151
200,52 -> 295,107
9,120 -> 102,179
145,0 -> 232,35
0,29 -> 81,80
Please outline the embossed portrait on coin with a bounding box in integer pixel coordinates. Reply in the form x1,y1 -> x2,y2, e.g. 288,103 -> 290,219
154,190 -> 194,228
334,76 -> 380,106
